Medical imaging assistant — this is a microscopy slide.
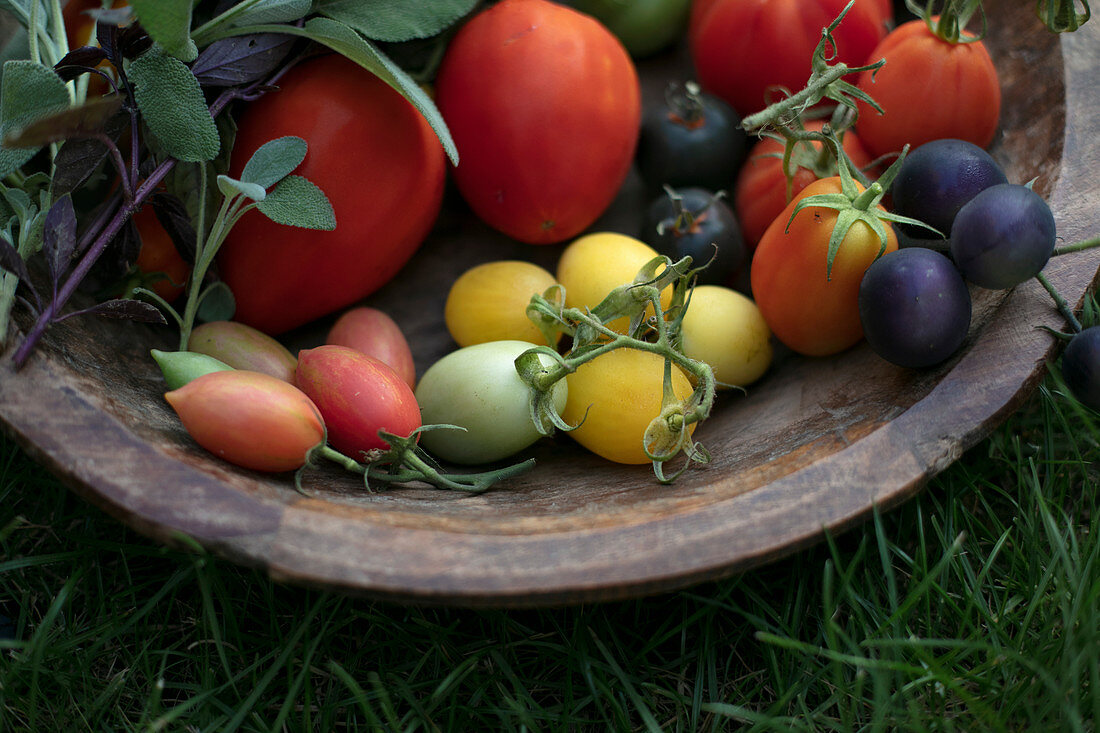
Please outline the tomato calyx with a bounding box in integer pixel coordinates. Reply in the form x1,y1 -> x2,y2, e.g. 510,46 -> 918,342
664,81 -> 708,130
520,254 -> 717,483
314,426 -> 535,493
905,1 -> 987,43
787,135 -> 938,280
1037,0 -> 1091,33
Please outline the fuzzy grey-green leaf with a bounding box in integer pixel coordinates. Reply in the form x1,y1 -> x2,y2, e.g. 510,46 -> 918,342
217,174 -> 266,202
313,0 -> 477,42
241,136 -> 307,189
0,60 -> 69,178
128,0 -> 198,62
225,0 -> 313,27
128,47 -> 220,163
298,17 -> 458,165
257,175 -> 336,231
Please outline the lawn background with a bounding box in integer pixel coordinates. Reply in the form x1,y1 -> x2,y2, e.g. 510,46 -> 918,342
2,360 -> 1098,731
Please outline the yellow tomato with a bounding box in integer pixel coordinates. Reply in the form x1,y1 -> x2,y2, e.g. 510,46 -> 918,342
444,260 -> 559,347
680,285 -> 772,388
556,232 -> 672,334
562,348 -> 694,464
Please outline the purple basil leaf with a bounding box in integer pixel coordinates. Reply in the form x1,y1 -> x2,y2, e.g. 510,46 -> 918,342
65,297 -> 167,324
51,107 -> 130,198
43,195 -> 78,286
96,22 -> 119,63
118,23 -> 153,60
191,34 -> 297,87
0,235 -> 40,310
149,191 -> 197,265
54,46 -> 109,82
4,95 -> 125,149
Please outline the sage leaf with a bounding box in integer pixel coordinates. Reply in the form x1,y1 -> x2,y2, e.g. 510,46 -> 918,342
223,0 -> 313,27
216,174 -> 266,202
197,280 -> 235,323
240,135 -> 306,188
190,33 -> 296,87
42,194 -> 76,286
127,46 -> 221,162
257,175 -> 336,231
127,0 -> 197,62
297,17 -> 458,164
0,60 -> 70,178
314,0 -> 478,42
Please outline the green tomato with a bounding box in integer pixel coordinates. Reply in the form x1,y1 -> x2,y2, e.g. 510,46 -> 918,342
569,0 -> 692,58
415,340 -> 568,465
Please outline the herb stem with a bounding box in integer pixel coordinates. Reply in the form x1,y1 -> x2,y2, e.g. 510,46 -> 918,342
1036,271 -> 1083,334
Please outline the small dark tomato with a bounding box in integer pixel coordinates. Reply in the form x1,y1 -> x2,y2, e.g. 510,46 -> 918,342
635,81 -> 747,194
949,183 -> 1057,290
858,247 -> 972,369
1062,326 -> 1100,411
890,138 -> 1008,243
642,187 -> 745,286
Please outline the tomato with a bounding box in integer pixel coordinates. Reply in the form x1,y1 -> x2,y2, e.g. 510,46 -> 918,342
1062,327 -> 1100,412
690,0 -> 888,117
562,347 -> 694,465
218,53 -> 446,334
555,232 -> 672,334
131,205 -> 191,302
642,187 -> 745,287
434,0 -> 641,244
187,320 -> 298,383
295,345 -> 421,459
568,0 -> 692,58
165,370 -> 324,473
750,176 -> 898,356
326,307 -> 416,389
854,18 -> 1001,158
415,340 -> 568,465
444,260 -> 559,349
733,120 -> 873,252
680,285 -> 772,388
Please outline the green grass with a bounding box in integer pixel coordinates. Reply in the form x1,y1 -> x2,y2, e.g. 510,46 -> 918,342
2,370 -> 1099,732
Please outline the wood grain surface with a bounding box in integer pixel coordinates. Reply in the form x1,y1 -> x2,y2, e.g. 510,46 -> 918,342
1,2 -> 1097,606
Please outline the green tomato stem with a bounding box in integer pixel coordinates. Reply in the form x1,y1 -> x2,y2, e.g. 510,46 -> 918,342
1053,236 -> 1100,256
1036,271 -> 1083,334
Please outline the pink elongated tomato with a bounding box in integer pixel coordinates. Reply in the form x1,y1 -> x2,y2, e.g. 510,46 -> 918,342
434,0 -> 641,244
165,370 -> 324,472
295,345 -> 421,459
325,307 -> 416,389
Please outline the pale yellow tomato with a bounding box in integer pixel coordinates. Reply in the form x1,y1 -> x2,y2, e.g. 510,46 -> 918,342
562,348 -> 694,464
680,285 -> 772,388
556,232 -> 672,333
444,260 -> 559,347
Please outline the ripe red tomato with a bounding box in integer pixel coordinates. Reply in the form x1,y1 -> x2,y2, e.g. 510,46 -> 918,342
325,307 -> 417,389
690,0 -> 888,117
750,176 -> 898,357
295,345 -> 421,459
218,53 -> 446,334
132,205 -> 191,302
434,0 -> 641,244
854,19 -> 1001,158
733,120 -> 873,252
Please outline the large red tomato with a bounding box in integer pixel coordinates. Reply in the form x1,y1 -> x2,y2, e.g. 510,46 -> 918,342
690,0 -> 888,117
733,120 -> 873,252
854,19 -> 1001,158
218,54 -> 445,334
750,176 -> 898,357
434,0 -> 641,244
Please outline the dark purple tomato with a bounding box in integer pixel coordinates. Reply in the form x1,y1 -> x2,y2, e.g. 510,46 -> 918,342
949,183 -> 1057,290
642,187 -> 746,286
635,81 -> 748,194
1061,326 -> 1100,411
890,138 -> 1008,242
858,247 -> 972,368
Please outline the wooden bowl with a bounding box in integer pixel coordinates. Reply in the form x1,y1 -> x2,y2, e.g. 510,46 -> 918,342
2,3 -> 1098,607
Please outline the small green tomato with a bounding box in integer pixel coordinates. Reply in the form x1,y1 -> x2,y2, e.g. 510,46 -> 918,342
680,285 -> 772,388
415,340 -> 567,465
